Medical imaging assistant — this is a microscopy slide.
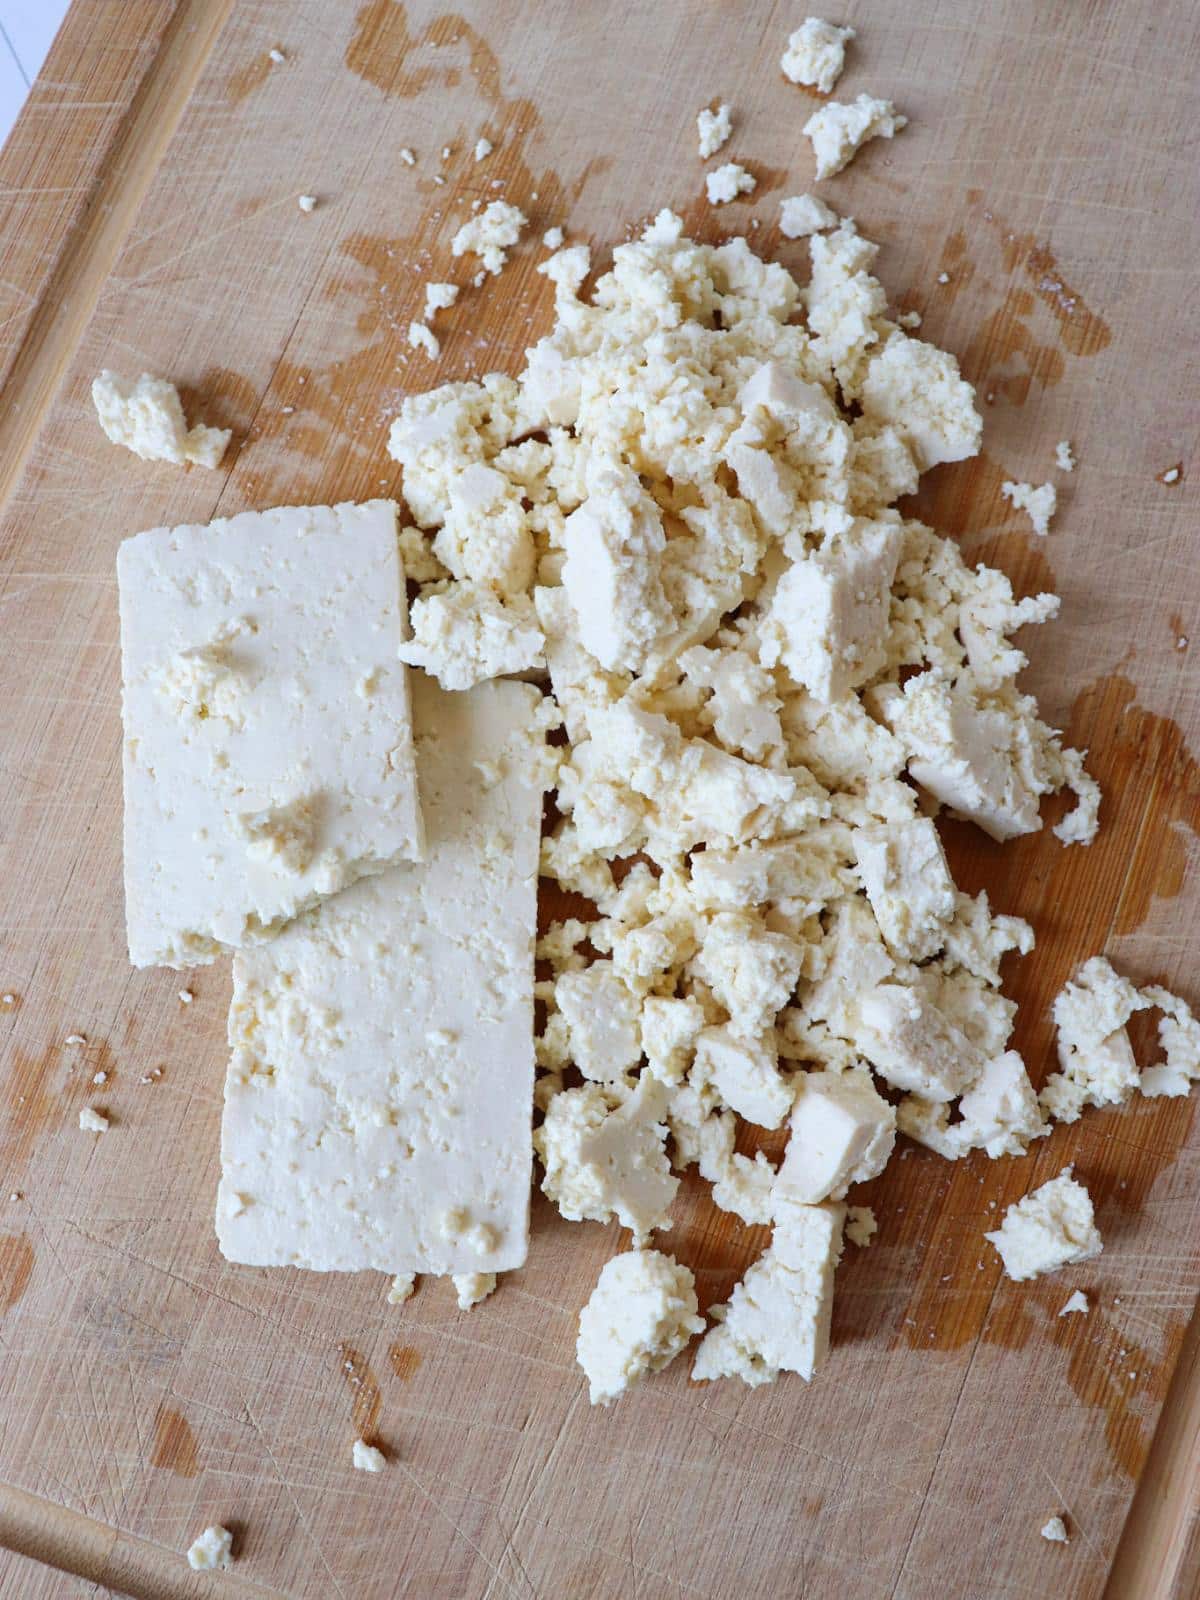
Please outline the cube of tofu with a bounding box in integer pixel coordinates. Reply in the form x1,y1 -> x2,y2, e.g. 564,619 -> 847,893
118,500 -> 423,968
985,1168 -> 1102,1281
853,817 -> 956,960
555,962 -> 642,1081
693,1026 -> 794,1129
761,518 -> 901,703
692,1198 -> 846,1386
776,1067 -> 896,1203
854,983 -> 985,1101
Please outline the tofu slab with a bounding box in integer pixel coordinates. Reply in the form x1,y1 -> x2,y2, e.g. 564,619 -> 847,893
217,677 -> 545,1276
118,500 -> 422,967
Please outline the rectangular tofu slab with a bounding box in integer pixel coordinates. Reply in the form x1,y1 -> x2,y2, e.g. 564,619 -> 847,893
118,500 -> 422,967
216,677 -> 545,1276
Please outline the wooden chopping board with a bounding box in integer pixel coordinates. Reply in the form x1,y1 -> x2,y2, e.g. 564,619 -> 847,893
0,1 -> 1197,1595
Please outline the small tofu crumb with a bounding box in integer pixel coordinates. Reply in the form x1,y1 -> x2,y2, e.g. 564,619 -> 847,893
268,47 -> 286,65
187,1525 -> 233,1571
352,1439 -> 387,1473
92,1071 -> 107,1085
139,1066 -> 163,1083
542,226 -> 565,250
1055,439 -> 1076,472
408,321 -> 440,359
452,1271 -> 497,1310
898,310 -> 923,329
1001,479 -> 1057,537
1040,1516 -> 1069,1544
845,1206 -> 877,1247
1059,1290 -> 1090,1317
803,94 -> 907,179
178,989 -> 194,1004
781,18 -> 856,93
65,1033 -> 87,1046
79,1107 -> 109,1133
1,994 -> 15,1006
297,194 -> 317,213
9,1192 -> 21,1202
706,162 -> 756,205
387,1272 -> 416,1305
779,193 -> 839,238
473,136 -> 494,162
423,281 -> 459,320
697,102 -> 733,160
936,271 -> 950,285
1161,464 -> 1182,484
399,147 -> 416,166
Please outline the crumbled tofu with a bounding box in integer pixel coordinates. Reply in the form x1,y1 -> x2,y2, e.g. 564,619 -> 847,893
451,200 -> 527,275
1002,480 -> 1057,537
697,102 -> 733,160
694,1026 -> 793,1129
1042,956 -> 1145,1121
408,320 -> 440,359
297,193 -> 317,212
776,1068 -> 895,1202
542,225 -> 565,250
853,817 -> 955,960
1161,465 -> 1181,484
452,1271 -> 497,1309
79,1107 -> 109,1133
780,193 -> 839,238
780,18 -> 856,94
1040,1516 -> 1069,1544
352,1439 -> 387,1472
693,1198 -> 845,1385
576,1250 -> 703,1404
845,1206 -> 876,1247
399,585 -> 543,690
186,1526 -> 233,1571
92,372 -> 230,469
473,136 -> 494,161
1059,1290 -> 1089,1317
119,501 -> 422,967
423,281 -> 458,320
855,983 -> 984,1101
706,162 -> 756,205
399,146 -> 416,165
1055,440 -> 1075,472
555,962 -> 642,1081
985,1168 -> 1102,1281
860,333 -> 981,468
803,95 -> 907,180
387,1273 -> 416,1305
268,47 -> 286,64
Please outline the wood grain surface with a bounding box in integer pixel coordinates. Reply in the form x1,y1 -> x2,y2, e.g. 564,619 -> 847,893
0,1 -> 1197,1596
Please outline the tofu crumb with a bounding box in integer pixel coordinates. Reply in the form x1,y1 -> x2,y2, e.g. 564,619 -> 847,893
1,994 -> 15,1006
936,271 -> 950,285
387,1272 -> 416,1305
474,136 -> 494,162
697,102 -> 733,160
178,989 -> 194,1004
779,193 -> 839,238
399,147 -> 416,166
139,1066 -> 163,1084
92,1071 -> 107,1085
1055,439 -> 1076,472
804,94 -> 907,179
352,1439 -> 387,1472
451,200 -> 527,275
845,1206 -> 877,1247
441,145 -> 451,160
408,321 -> 440,359
268,47 -> 286,65
542,226 -> 565,250
92,371 -> 230,469
423,281 -> 459,320
898,310 -> 922,329
297,194 -> 317,213
1040,1516 -> 1069,1544
187,1526 -> 233,1571
65,1033 -> 86,1046
1001,479 -> 1057,537
706,162 -> 756,205
1161,464 -> 1182,484
781,18 -> 856,93
452,1271 -> 497,1310
985,1169 -> 1101,1281
79,1107 -> 109,1133
1059,1290 -> 1090,1317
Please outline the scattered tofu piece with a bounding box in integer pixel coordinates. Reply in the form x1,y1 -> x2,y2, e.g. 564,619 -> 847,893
803,94 -> 907,180
1139,984 -> 1200,1097
694,1026 -> 793,1129
268,47 -> 286,64
217,680 -> 545,1276
297,193 -> 317,212
399,585 -> 543,690
692,913 -> 804,1038
854,983 -> 985,1101
92,371 -> 230,470
853,817 -> 956,960
561,461 -> 670,672
1040,1516 -> 1069,1544
576,1250 -> 703,1404
779,193 -> 839,238
542,225 -> 564,250
1055,439 -> 1076,472
775,1068 -> 895,1203
473,136 -> 493,161
118,501 -> 422,967
79,1107 -> 109,1134
422,281 -> 458,320
780,18 -> 856,94
407,321 -> 440,359
453,1272 -> 497,1310
985,1168 -> 1102,1281
352,1440 -> 387,1472
1042,956 -> 1145,1121
706,162 -> 756,205
693,1197 -> 846,1385
399,146 -> 416,165
1059,1290 -> 1090,1317
845,1206 -> 876,1247
697,102 -> 733,160
1002,479 -> 1057,537
451,200 -> 527,275
387,1273 -> 416,1305
186,1527 -> 233,1571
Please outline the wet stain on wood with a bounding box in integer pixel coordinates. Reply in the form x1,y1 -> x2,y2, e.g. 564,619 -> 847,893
339,1342 -> 382,1437
226,54 -> 272,105
388,1342 -> 422,1381
0,1233 -> 34,1312
151,1404 -> 199,1477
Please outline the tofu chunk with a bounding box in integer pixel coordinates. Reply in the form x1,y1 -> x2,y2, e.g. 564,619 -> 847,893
854,983 -> 985,1101
853,817 -> 956,960
985,1168 -> 1102,1281
776,1067 -> 896,1203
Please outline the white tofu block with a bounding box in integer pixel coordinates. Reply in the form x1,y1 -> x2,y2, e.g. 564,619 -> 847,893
694,1026 -> 793,1129
776,1068 -> 896,1203
985,1168 -> 1102,1282
217,678 -> 544,1276
763,519 -> 900,703
119,501 -> 422,967
853,817 -> 956,960
855,983 -> 985,1102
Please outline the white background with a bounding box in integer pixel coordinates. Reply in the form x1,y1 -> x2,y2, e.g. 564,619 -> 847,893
0,0 -> 70,147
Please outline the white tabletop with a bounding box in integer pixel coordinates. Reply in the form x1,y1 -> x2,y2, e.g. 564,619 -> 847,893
0,0 -> 69,147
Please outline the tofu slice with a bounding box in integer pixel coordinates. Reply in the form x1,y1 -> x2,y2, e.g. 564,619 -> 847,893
118,500 -> 422,967
216,678 -> 545,1276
